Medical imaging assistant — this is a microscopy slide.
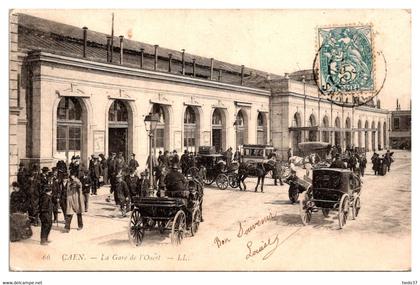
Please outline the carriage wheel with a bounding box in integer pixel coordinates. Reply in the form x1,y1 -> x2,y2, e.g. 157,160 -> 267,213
288,186 -> 299,204
352,196 -> 361,220
322,208 -> 330,217
203,174 -> 214,186
299,191 -> 312,226
216,174 -> 229,190
190,209 -> 201,236
128,209 -> 145,246
338,194 -> 350,229
228,174 -> 239,188
186,167 -> 200,178
171,210 -> 186,245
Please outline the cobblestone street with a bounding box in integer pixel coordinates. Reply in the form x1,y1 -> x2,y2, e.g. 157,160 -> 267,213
10,150 -> 411,271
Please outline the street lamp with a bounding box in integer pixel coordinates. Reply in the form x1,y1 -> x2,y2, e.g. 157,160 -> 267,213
144,112 -> 160,196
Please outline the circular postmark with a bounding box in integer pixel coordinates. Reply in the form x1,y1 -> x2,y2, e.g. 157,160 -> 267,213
312,25 -> 387,108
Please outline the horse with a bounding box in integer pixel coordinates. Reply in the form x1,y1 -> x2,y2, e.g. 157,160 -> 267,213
237,159 -> 279,192
288,153 -> 320,167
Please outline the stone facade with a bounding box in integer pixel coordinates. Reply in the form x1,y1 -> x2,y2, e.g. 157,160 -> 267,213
270,76 -> 390,159
9,13 -> 392,183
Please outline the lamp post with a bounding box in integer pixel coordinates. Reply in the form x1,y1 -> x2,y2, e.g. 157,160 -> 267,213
144,112 -> 160,196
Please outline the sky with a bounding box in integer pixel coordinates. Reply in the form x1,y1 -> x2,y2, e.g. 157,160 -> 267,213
19,9 -> 411,110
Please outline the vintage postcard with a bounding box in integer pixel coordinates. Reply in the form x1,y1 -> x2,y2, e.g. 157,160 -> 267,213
8,9 -> 411,271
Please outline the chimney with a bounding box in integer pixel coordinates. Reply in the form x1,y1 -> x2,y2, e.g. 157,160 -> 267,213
240,65 -> 245,85
168,53 -> 172,73
210,58 -> 214,80
192,59 -> 196,77
154,45 -> 159,71
139,48 -> 144,69
82,27 -> 88,58
181,49 -> 186,75
106,36 -> 111,62
218,69 -> 222,81
119,35 -> 124,65
396,99 -> 399,110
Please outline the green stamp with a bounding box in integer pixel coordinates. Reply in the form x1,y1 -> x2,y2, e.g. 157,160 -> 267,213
318,26 -> 374,94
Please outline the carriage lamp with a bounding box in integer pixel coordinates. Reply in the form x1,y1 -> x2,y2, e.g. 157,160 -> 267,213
144,113 -> 160,196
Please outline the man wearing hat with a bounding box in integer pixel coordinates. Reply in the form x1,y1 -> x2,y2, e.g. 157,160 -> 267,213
28,165 -> 40,226
125,168 -> 141,198
139,171 -> 150,197
164,163 -> 187,198
330,154 -> 346,169
39,178 -> 53,245
17,162 -> 29,196
80,170 -> 91,212
69,155 -> 81,177
99,153 -> 108,185
128,153 -> 139,173
64,173 -> 84,232
89,154 -> 101,195
113,173 -> 130,217
50,167 -> 61,224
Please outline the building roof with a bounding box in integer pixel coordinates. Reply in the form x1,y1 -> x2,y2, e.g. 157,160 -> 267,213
17,13 -> 282,89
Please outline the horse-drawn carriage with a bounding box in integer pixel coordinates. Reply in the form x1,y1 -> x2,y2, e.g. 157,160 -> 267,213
128,179 -> 203,246
186,153 -> 239,190
299,168 -> 362,229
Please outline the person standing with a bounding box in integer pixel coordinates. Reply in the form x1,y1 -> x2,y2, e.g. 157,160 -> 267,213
50,168 -> 61,224
28,165 -> 40,226
39,179 -> 53,245
114,173 -> 130,217
234,147 -> 242,163
225,147 -> 233,168
59,173 -> 69,222
287,148 -> 293,161
99,154 -> 108,185
107,152 -> 117,202
69,155 -> 81,177
64,174 -> 84,232
125,168 -> 141,199
10,182 -> 29,214
139,171 -> 151,197
171,150 -> 180,166
128,153 -> 140,173
116,152 -> 126,175
385,150 -> 392,172
89,155 -> 101,195
180,150 -> 190,175
359,155 -> 367,177
80,170 -> 91,212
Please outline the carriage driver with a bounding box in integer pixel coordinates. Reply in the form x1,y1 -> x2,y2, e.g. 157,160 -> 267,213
164,163 -> 188,199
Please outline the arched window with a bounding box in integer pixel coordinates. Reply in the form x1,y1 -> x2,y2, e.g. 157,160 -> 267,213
257,112 -> 267,144
212,109 -> 222,126
184,106 -> 196,124
109,100 -> 128,123
57,97 -> 83,155
184,106 -> 198,151
152,104 -> 166,149
293,113 -> 301,127
236,110 -> 246,146
212,108 -> 225,152
309,115 -> 317,141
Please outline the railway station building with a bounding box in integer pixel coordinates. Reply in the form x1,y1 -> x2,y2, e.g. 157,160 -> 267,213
9,13 -> 390,181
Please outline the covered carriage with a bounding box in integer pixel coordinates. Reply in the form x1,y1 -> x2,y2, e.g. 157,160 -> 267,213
186,153 -> 239,190
299,168 -> 362,229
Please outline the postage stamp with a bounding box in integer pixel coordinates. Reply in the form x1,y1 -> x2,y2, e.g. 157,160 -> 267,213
314,25 -> 378,106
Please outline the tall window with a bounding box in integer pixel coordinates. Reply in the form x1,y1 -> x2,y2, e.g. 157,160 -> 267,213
308,115 -> 317,141
257,112 -> 267,144
57,97 -> 82,152
152,104 -> 166,148
184,106 -> 197,150
236,110 -> 245,146
393,118 -> 400,130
